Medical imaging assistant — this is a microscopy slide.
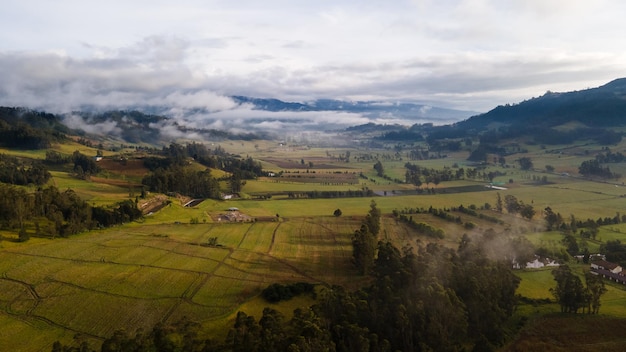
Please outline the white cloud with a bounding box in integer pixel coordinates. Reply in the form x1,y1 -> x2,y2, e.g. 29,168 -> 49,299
62,114 -> 122,135
0,0 -> 625,116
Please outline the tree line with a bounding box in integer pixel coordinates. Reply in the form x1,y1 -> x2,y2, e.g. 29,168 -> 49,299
0,107 -> 68,149
286,189 -> 375,199
0,183 -> 141,240
0,153 -> 51,185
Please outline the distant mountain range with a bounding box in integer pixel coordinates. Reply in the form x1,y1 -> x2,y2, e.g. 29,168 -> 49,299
2,78 -> 626,146
231,96 -> 477,123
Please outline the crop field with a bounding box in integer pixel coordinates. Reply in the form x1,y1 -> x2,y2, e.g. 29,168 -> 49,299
4,135 -> 626,351
0,214 -> 364,350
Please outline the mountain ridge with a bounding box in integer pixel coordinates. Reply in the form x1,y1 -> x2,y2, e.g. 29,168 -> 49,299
458,77 -> 626,130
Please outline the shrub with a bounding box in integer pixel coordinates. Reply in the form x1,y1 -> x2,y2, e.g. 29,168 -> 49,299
261,282 -> 315,303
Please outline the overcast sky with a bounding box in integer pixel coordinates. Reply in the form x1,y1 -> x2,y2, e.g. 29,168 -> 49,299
1,0 -> 625,116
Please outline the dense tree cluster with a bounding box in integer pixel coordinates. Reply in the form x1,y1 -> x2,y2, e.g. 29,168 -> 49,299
541,207 -> 626,260
142,167 -> 221,199
502,194 -> 536,220
0,184 -> 141,238
595,148 -> 625,163
0,154 -> 51,185
551,265 -> 607,314
0,107 -> 68,149
379,129 -> 425,141
373,160 -> 384,177
261,282 -> 315,303
517,157 -> 533,170
578,159 -> 620,178
404,162 -> 466,186
600,240 -> 626,267
72,151 -> 101,179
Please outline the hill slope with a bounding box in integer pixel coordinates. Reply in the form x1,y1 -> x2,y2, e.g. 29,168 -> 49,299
459,78 -> 626,130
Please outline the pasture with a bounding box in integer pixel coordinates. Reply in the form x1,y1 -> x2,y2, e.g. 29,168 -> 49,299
0,215 -> 362,350
3,135 -> 626,350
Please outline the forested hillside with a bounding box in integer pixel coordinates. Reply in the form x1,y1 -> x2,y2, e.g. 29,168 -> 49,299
0,107 -> 69,148
460,78 -> 626,129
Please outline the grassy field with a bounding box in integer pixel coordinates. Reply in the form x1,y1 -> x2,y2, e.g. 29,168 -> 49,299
3,135 -> 626,350
0,213 -> 364,350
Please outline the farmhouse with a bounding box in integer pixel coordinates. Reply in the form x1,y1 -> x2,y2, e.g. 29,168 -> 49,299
590,259 -> 626,284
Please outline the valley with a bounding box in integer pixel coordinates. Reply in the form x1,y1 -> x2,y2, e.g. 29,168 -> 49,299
2,80 -> 626,350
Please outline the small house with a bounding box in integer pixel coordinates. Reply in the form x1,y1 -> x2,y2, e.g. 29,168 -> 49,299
591,259 -> 626,285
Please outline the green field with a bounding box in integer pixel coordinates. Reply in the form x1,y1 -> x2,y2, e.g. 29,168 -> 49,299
3,135 -> 626,350
0,213 -> 363,350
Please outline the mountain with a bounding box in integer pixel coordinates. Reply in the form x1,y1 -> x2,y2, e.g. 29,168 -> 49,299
5,78 -> 626,146
414,78 -> 626,146
458,78 -> 626,130
232,96 -> 477,123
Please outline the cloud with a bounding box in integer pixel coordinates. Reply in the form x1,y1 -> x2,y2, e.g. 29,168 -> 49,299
2,0 -> 626,125
62,114 -> 122,135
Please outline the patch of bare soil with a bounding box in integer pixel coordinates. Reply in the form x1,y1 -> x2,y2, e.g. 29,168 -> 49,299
139,195 -> 169,215
213,210 -> 254,222
98,158 -> 150,177
90,176 -> 142,188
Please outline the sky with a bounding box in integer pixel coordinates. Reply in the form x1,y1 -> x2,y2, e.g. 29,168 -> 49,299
1,0 -> 626,131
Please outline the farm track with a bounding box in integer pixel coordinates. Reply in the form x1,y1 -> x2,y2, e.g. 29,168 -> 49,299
42,277 -> 179,301
304,219 -> 337,242
268,221 -> 281,253
2,273 -> 41,315
0,273 -> 104,340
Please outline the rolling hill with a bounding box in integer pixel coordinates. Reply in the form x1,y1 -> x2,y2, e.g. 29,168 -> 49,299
458,77 -> 626,130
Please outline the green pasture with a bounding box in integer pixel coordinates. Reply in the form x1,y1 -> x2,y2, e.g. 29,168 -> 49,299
0,147 -> 48,159
598,225 -> 626,243
515,268 -> 556,300
599,280 -> 626,317
0,314 -> 77,352
0,214 -> 369,350
515,263 -> 626,319
53,141 -> 103,157
5,138 -> 626,350
49,171 -> 133,205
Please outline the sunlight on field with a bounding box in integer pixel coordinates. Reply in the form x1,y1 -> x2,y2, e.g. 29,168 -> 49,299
0,215 -> 366,349
516,268 -> 555,300
49,171 -> 132,205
